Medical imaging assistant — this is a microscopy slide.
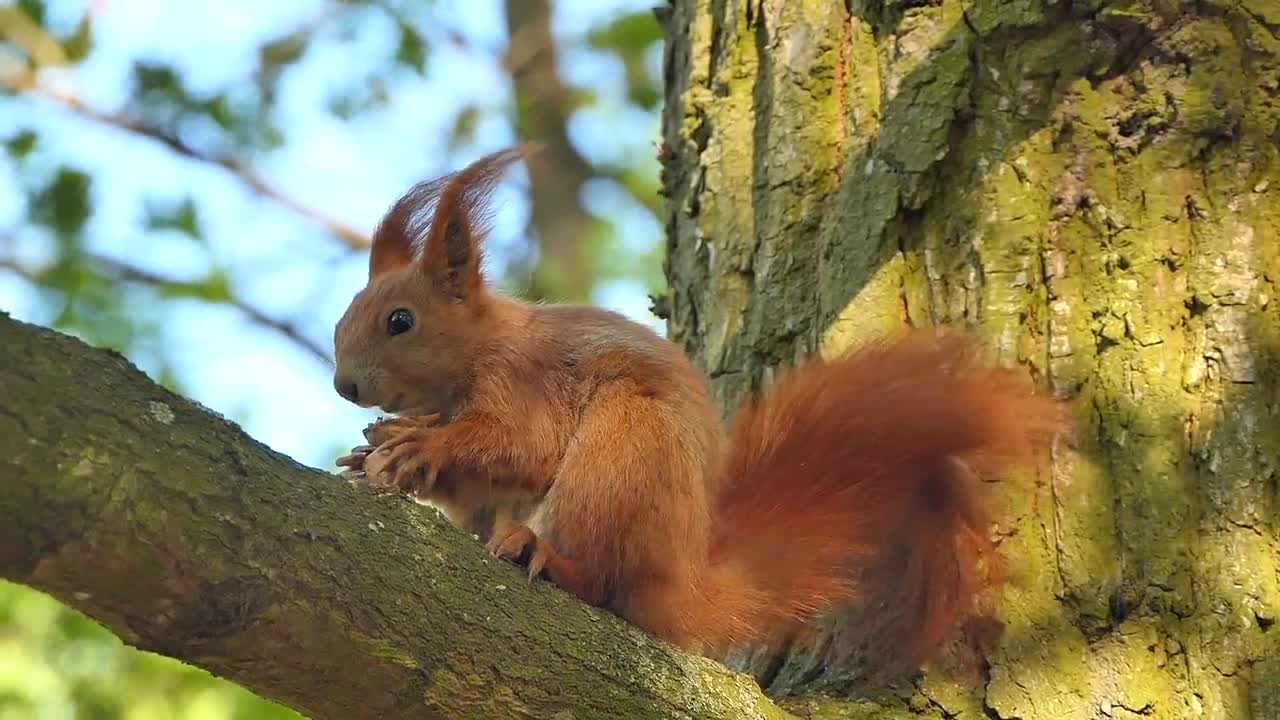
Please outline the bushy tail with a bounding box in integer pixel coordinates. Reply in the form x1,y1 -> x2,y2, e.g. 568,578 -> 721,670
694,330 -> 1063,673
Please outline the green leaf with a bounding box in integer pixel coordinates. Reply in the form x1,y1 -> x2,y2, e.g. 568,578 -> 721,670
259,29 -> 310,67
5,129 -> 37,158
585,11 -> 662,56
148,269 -> 231,304
201,94 -> 235,129
625,69 -> 661,110
30,167 -> 92,241
41,259 -> 138,353
327,94 -> 359,121
395,21 -> 427,74
259,123 -> 287,151
325,78 -> 392,120
16,0 -> 45,26
132,62 -> 185,102
449,105 -> 481,146
585,11 -> 662,111
189,270 -> 232,303
62,16 -> 93,62
144,196 -> 202,238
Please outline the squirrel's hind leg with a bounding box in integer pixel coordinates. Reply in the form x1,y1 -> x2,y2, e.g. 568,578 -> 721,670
529,379 -> 717,642
488,521 -> 604,605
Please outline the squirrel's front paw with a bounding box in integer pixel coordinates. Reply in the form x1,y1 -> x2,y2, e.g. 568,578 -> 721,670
363,413 -> 442,447
336,444 -> 375,471
363,429 -> 448,497
487,522 -> 550,580
335,445 -> 401,496
335,444 -> 381,486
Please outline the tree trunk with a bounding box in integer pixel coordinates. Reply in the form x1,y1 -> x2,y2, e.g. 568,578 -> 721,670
659,1 -> 1280,719
0,313 -> 791,720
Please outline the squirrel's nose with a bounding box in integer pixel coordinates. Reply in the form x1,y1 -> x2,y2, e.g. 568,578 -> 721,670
334,375 -> 360,404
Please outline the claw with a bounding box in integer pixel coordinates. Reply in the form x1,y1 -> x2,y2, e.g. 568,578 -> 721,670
378,435 -> 442,495
335,444 -> 376,469
526,544 -> 548,580
337,468 -> 366,484
487,524 -> 547,581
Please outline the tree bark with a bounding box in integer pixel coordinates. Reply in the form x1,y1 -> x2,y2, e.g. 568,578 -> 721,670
660,1 -> 1280,719
0,312 -> 791,720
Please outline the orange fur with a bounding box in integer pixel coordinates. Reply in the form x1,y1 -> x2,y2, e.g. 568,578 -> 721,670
332,146 -> 1065,676
696,334 -> 1059,671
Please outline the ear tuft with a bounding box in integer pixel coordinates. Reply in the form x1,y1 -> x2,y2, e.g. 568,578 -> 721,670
442,218 -> 468,268
421,144 -> 539,298
368,174 -> 453,280
366,144 -> 539,290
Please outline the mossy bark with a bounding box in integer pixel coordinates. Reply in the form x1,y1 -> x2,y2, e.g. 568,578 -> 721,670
0,313 -> 793,720
660,1 -> 1279,718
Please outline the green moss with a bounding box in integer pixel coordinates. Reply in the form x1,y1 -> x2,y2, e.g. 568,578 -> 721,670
820,257 -> 911,357
964,0 -> 1049,36
779,694 -> 899,720
1252,656 -> 1280,719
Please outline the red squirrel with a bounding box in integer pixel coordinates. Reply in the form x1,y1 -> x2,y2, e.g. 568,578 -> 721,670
331,145 -> 1063,675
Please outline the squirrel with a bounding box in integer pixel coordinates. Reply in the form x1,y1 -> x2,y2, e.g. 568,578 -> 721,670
330,145 -> 1064,676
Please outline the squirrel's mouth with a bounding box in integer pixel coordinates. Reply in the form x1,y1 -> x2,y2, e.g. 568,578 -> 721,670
379,394 -> 436,418
377,393 -> 406,415
396,406 -> 437,418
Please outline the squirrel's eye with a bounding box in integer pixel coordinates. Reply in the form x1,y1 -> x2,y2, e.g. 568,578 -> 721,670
386,308 -> 415,336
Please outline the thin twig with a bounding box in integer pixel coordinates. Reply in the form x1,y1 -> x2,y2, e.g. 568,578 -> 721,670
0,66 -> 371,250
0,253 -> 333,364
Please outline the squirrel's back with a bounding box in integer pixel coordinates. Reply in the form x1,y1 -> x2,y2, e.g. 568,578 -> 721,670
529,304 -> 710,399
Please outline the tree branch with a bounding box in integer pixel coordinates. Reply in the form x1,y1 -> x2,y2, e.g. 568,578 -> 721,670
0,252 -> 332,365
0,312 -> 791,720
0,65 -> 371,251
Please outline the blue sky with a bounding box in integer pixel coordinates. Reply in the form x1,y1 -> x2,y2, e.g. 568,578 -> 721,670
0,0 -> 665,469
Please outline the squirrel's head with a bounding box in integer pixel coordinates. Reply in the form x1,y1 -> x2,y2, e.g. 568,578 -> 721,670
332,145 -> 533,417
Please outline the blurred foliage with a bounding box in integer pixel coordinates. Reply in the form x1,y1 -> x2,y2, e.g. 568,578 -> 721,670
587,11 -> 664,111
0,0 -> 665,717
1,0 -> 665,365
0,581 -> 301,720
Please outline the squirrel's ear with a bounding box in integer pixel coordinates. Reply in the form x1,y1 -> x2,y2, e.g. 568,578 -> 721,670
368,174 -> 454,280
420,143 -> 538,300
